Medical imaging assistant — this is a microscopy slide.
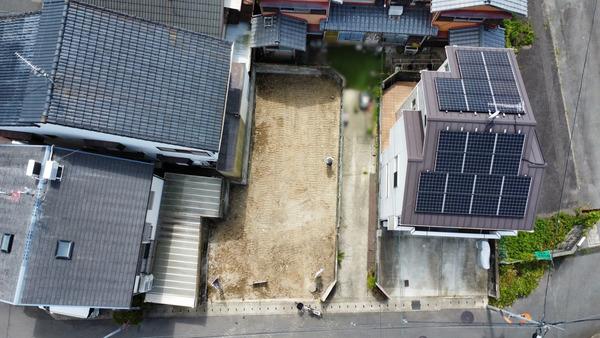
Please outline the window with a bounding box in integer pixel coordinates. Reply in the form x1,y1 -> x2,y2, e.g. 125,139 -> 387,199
1,234 -> 14,253
147,191 -> 155,211
393,172 -> 398,188
55,240 -> 74,260
142,242 -> 151,259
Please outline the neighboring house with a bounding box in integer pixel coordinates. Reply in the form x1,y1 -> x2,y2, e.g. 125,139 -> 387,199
320,4 -> 438,47
0,144 -> 163,313
448,25 -> 505,48
379,46 -> 545,239
250,13 -> 308,56
259,0 -> 330,33
430,0 -> 527,47
0,1 -> 233,167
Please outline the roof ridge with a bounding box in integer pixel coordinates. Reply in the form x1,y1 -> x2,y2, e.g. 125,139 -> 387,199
0,11 -> 41,21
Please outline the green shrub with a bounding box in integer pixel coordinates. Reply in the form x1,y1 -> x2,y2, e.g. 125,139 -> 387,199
337,250 -> 345,267
503,17 -> 535,50
367,270 -> 377,290
490,262 -> 546,308
500,211 -> 600,262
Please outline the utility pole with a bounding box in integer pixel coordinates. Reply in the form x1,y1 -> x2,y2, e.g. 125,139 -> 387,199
487,305 -> 564,337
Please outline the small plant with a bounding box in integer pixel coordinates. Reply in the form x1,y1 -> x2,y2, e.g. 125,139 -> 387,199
367,270 -> 377,290
503,17 -> 535,50
337,250 -> 345,267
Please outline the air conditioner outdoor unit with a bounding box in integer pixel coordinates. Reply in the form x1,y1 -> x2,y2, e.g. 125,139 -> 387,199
135,274 -> 154,293
43,160 -> 64,181
26,160 -> 42,178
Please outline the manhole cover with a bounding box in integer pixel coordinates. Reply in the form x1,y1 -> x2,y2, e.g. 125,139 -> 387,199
461,311 -> 475,323
411,300 -> 421,310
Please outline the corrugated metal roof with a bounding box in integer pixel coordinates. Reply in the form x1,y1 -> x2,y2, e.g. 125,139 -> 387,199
77,0 -> 225,37
39,1 -> 232,152
431,0 -> 528,17
250,14 -> 307,51
449,26 -> 505,48
321,5 -> 438,36
0,12 -> 40,126
145,173 -> 223,308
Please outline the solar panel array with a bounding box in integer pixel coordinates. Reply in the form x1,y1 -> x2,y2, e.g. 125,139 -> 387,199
435,50 -> 524,114
415,131 -> 531,218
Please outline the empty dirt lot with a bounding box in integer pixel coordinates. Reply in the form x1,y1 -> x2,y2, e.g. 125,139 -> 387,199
207,74 -> 341,301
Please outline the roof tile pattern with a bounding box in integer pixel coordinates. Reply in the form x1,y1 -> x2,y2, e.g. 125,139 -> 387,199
321,5 -> 438,36
44,1 -> 232,151
449,26 -> 505,48
250,14 -> 307,51
431,0 -> 528,16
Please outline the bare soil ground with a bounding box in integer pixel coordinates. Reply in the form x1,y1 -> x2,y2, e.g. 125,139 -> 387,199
207,74 -> 340,301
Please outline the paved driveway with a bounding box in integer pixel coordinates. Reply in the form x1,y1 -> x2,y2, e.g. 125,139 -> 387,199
379,230 -> 488,299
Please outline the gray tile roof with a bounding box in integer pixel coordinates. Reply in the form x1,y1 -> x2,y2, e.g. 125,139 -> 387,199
431,0 -> 528,16
321,5 -> 438,36
77,0 -> 225,37
0,145 -> 47,304
0,12 -> 40,126
0,0 -> 233,152
449,26 -> 505,48
0,145 -> 154,307
250,14 -> 307,51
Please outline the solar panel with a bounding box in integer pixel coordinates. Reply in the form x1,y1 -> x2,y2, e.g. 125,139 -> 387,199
486,64 -> 515,81
456,50 -> 484,64
498,196 -> 528,217
437,131 -> 467,152
444,194 -> 471,214
460,63 -> 488,79
463,79 -> 492,95
490,80 -> 520,97
492,154 -> 521,175
435,78 -> 468,112
481,51 -> 511,66
446,173 -> 475,194
466,94 -> 494,112
463,153 -> 492,174
415,192 -> 444,213
495,96 -> 524,113
474,175 -> 503,195
495,134 -> 524,155
415,130 -> 531,218
471,194 -> 500,216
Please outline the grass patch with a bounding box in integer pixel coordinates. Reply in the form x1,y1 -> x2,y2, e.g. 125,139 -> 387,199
503,16 -> 535,50
492,211 -> 600,307
367,270 -> 377,290
326,46 -> 384,91
337,250 -> 345,267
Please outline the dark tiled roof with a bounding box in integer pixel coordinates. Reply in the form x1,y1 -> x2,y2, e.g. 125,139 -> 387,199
250,14 -> 307,51
0,145 -> 154,307
321,5 -> 438,36
449,26 -> 505,48
431,0 -> 528,16
27,1 -> 232,152
0,12 -> 40,126
78,0 -> 225,37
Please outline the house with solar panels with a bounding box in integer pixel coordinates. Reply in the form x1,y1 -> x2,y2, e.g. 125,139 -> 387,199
379,46 -> 545,239
0,0 -> 251,175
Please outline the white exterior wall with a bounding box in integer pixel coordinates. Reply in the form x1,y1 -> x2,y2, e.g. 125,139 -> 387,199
379,116 -> 409,230
1,123 -> 218,165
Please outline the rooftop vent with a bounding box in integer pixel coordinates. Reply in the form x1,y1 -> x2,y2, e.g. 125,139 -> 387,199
1,234 -> 14,253
389,5 -> 404,16
55,240 -> 74,260
26,160 -> 42,178
43,161 -> 64,181
264,16 -> 274,28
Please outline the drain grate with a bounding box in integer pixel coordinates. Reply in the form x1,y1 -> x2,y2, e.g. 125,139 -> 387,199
461,311 -> 475,323
411,300 -> 421,310
404,279 -> 410,287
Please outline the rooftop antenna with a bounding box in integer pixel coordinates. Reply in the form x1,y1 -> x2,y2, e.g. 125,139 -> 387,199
14,52 -> 53,83
488,109 -> 501,119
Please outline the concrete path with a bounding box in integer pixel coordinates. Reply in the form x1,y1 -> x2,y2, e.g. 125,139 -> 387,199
333,89 -> 377,302
542,0 -> 600,209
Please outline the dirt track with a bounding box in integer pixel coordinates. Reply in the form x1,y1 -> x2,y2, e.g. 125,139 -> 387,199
207,74 -> 341,301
